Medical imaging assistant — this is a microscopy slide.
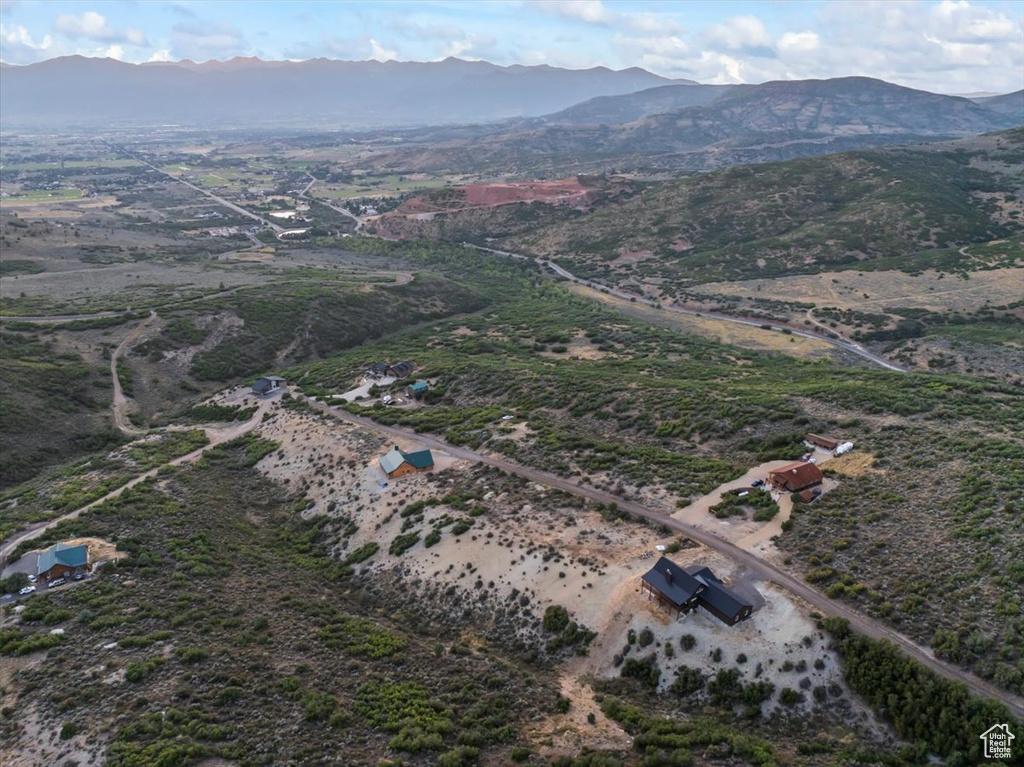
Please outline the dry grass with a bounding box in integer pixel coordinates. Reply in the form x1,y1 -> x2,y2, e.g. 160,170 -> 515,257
568,283 -> 834,359
822,451 -> 876,477
699,268 -> 1024,314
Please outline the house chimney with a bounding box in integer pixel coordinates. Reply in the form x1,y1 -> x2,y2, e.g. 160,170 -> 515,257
665,570 -> 673,584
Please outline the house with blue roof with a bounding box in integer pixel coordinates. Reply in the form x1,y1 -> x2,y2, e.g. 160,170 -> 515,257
37,542 -> 90,582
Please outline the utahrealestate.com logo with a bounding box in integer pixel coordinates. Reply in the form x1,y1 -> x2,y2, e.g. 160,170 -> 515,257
980,723 -> 1015,760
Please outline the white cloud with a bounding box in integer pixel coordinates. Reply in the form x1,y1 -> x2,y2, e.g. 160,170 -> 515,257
532,0 -> 611,25
148,48 -> 172,62
368,38 -> 396,61
54,11 -> 147,46
1,22 -> 51,51
932,0 -> 1017,41
704,15 -> 775,58
778,31 -> 819,55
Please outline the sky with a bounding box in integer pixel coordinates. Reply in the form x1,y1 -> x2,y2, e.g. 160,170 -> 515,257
1,0 -> 1021,94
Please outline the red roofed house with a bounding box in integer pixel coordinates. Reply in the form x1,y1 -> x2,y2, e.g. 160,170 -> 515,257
769,461 -> 823,493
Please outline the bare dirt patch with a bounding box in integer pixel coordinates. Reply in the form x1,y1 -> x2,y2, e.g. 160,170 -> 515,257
567,283 -> 835,360
701,268 -> 1024,314
824,451 -> 876,477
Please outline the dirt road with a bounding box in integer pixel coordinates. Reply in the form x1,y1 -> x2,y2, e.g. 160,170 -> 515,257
0,400 -> 272,568
310,398 -> 1024,719
110,312 -> 157,436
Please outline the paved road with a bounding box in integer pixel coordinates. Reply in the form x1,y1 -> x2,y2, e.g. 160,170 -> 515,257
464,244 -> 906,373
309,397 -> 1024,719
105,142 -> 284,234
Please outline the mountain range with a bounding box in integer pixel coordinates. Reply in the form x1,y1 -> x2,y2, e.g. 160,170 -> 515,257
351,77 -> 1024,176
0,55 -> 680,128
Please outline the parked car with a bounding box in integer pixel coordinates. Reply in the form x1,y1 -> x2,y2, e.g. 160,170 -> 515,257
751,479 -> 764,487
49,578 -> 67,588
19,586 -> 36,596
74,573 -> 85,581
27,575 -> 37,583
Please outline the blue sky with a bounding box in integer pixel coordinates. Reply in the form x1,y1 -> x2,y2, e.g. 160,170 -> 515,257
1,1 -> 1021,93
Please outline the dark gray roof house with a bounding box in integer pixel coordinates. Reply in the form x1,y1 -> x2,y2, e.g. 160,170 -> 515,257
640,557 -> 706,616
252,376 -> 285,396
691,567 -> 754,626
387,360 -> 415,378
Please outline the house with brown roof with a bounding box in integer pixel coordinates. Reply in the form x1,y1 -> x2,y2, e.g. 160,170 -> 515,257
806,433 -> 839,450
768,461 -> 823,493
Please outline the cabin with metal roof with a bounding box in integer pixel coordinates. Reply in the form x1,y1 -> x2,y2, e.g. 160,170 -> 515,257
36,542 -> 89,582
640,556 -> 706,616
379,446 -> 435,478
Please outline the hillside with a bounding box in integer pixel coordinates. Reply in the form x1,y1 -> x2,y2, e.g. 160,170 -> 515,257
0,56 -> 677,128
541,83 -> 735,125
353,77 -> 1021,177
973,89 -> 1024,118
373,129 -> 1024,287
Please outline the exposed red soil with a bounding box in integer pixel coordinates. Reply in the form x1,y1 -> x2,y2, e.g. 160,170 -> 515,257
395,178 -> 592,216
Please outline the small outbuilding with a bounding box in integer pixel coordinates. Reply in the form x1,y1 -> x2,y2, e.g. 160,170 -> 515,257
37,542 -> 89,582
806,433 -> 839,450
408,381 -> 430,396
252,376 -> 285,396
641,557 -> 706,616
379,446 -> 435,478
387,361 -> 415,378
366,362 -> 389,378
769,461 -> 823,493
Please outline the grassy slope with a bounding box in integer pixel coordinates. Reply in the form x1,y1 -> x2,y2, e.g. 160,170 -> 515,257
0,328 -> 127,489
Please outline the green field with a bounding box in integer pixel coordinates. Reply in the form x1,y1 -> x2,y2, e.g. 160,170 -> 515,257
0,159 -> 142,171
317,174 -> 450,199
6,188 -> 84,201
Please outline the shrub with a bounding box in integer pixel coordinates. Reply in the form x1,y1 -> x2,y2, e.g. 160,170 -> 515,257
779,688 -> 804,707
621,655 -> 661,690
543,605 -> 570,633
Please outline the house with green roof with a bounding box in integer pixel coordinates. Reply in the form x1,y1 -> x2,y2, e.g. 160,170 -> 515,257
37,542 -> 90,582
408,381 -> 430,396
379,446 -> 435,478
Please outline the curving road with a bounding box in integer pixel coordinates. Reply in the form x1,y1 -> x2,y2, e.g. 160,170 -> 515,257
463,244 -> 906,373
110,312 -> 157,435
309,397 -> 1024,719
0,399 -> 274,570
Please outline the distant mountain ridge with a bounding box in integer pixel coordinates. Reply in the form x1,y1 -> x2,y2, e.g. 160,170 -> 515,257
356,77 -> 1023,175
0,55 -> 683,128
